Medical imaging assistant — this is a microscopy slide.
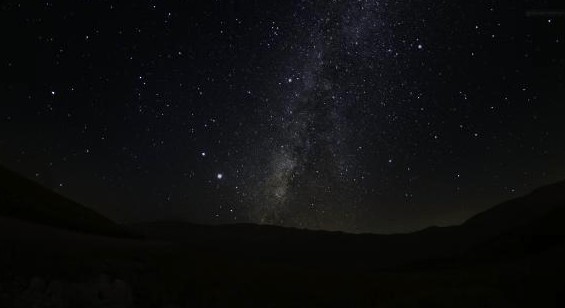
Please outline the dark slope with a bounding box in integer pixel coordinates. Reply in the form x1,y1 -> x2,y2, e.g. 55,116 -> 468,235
453,180 -> 565,259
464,180 -> 565,232
1,170 -> 564,307
392,180 -> 565,264
130,179 -> 565,268
0,165 -> 133,238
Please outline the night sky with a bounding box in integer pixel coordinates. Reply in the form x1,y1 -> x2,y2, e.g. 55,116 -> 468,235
1,1 -> 564,233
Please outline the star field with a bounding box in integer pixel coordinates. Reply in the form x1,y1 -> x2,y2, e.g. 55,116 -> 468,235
1,1 -> 564,233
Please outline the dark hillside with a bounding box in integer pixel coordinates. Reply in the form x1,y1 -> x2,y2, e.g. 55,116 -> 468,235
0,166 -> 133,238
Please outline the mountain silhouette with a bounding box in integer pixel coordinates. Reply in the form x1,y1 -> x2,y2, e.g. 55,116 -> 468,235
0,165 -> 133,238
130,180 -> 565,265
456,180 -> 565,259
0,167 -> 564,307
464,180 -> 565,232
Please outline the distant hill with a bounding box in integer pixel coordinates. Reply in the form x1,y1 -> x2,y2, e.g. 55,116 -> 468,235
1,161 -> 564,267
0,165 -> 133,238
130,179 -> 565,268
1,166 -> 564,307
454,180 -> 565,258
463,180 -> 565,232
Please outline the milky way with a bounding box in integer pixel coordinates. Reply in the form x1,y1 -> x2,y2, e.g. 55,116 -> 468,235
250,2 -> 370,227
1,1 -> 564,233
249,1 -> 431,229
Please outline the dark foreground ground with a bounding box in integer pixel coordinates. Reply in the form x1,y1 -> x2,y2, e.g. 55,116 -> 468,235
1,166 -> 564,307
